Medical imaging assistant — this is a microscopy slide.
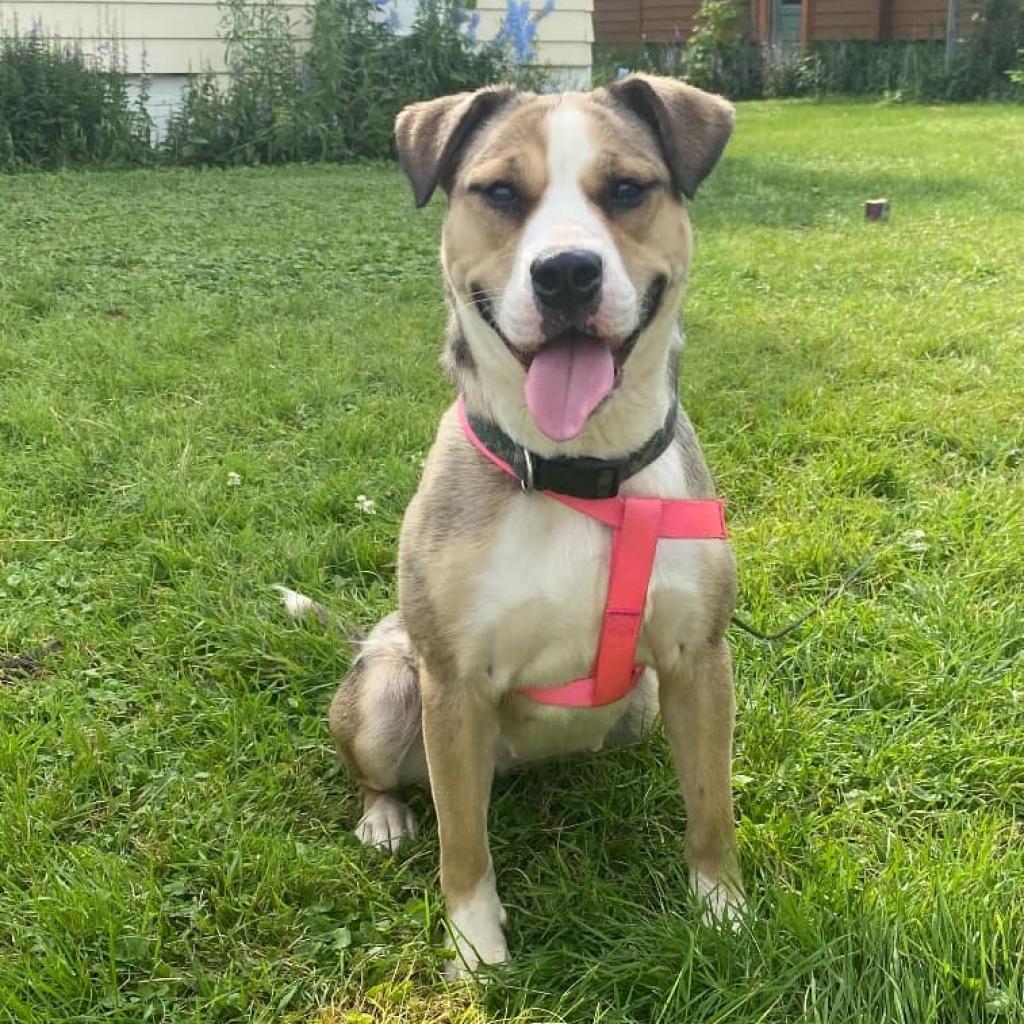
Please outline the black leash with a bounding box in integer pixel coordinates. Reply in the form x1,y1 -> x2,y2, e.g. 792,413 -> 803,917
730,545 -> 886,644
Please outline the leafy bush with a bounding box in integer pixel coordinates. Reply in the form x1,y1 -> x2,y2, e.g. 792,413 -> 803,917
761,45 -> 824,97
682,0 -> 758,96
0,28 -> 151,169
2,0 -> 548,170
163,0 -> 315,165
594,0 -> 1023,101
1010,49 -> 1024,85
591,0 -> 764,99
805,41 -> 949,99
949,0 -> 1024,98
164,0 -> 544,166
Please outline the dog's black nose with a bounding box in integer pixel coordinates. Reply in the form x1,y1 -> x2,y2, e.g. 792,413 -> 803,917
530,250 -> 603,311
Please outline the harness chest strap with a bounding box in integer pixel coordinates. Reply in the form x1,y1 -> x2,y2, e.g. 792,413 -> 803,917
456,397 -> 728,708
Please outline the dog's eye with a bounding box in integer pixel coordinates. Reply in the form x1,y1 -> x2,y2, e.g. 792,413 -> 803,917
481,182 -> 519,210
609,180 -> 649,209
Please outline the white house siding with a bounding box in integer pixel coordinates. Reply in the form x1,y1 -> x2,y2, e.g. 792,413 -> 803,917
476,0 -> 594,88
1,0 -> 593,132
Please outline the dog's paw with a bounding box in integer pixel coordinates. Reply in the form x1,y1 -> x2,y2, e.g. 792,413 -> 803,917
443,879 -> 509,981
690,870 -> 747,931
273,585 -> 325,622
354,795 -> 416,855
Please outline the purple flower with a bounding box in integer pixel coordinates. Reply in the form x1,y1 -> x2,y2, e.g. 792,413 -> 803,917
496,0 -> 547,63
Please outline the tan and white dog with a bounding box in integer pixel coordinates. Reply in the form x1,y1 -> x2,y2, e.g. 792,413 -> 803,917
287,74 -> 743,978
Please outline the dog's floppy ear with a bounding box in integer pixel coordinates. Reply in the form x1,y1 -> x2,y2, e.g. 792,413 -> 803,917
604,74 -> 734,199
394,86 -> 517,208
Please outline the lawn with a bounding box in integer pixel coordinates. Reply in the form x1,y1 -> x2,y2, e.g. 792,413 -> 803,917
1,100 -> 1023,1023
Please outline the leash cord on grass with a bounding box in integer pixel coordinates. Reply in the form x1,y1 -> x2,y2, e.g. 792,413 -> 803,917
730,545 -> 885,644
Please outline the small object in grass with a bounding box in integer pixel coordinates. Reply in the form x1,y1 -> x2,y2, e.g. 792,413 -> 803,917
0,638 -> 62,684
355,494 -> 377,515
865,198 -> 890,221
226,471 -> 243,487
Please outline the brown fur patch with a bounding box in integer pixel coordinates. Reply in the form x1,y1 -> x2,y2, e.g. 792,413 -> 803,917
601,75 -> 735,199
394,87 -> 520,207
439,103 -> 551,311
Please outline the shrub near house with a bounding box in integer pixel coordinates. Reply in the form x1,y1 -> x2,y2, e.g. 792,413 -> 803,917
593,0 -> 1024,100
164,0 -> 549,165
0,0 -> 546,169
1,0 -> 1022,169
0,30 -> 152,168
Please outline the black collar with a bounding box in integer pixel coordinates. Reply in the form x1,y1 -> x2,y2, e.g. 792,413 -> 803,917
465,401 -> 678,499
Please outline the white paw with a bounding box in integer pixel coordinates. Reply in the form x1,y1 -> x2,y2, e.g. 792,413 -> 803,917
691,870 -> 746,930
354,796 -> 416,855
273,585 -> 318,619
443,872 -> 509,980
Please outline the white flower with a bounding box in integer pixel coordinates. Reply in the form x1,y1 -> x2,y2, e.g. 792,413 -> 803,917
355,494 -> 377,514
226,471 -> 243,487
902,528 -> 928,552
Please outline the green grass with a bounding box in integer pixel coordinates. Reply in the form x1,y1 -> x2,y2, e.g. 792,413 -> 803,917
1,100 -> 1023,1023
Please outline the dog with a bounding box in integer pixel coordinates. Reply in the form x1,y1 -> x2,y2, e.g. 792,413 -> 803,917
286,74 -> 743,978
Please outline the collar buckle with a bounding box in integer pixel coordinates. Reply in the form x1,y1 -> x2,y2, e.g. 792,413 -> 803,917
519,448 -> 535,492
531,458 -> 622,499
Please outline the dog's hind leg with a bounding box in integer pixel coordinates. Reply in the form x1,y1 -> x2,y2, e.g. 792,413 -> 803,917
603,668 -> 659,749
326,612 -> 427,854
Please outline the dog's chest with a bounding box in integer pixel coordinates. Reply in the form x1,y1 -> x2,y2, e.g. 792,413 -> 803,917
465,449 -> 709,695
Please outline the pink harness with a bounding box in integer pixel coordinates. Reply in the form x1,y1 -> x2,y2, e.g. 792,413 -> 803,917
457,397 -> 728,709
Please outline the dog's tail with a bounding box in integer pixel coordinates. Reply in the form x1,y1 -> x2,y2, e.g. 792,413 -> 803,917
273,586 -> 364,646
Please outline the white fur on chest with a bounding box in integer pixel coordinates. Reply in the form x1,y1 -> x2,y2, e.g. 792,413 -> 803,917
466,443 -> 710,696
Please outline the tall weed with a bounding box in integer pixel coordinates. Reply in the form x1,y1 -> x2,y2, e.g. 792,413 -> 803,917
0,28 -> 151,169
164,0 -> 542,166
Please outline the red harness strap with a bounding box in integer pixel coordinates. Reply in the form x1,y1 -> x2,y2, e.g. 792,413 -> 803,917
456,397 -> 727,708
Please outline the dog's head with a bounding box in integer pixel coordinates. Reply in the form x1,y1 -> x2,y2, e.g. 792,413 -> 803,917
395,76 -> 733,448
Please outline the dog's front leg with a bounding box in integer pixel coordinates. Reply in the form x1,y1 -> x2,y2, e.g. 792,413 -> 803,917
657,638 -> 745,925
420,660 -> 507,978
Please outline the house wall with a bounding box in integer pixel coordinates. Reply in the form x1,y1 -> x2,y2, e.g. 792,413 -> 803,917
593,0 -> 701,43
592,0 -> 640,43
477,0 -> 594,86
593,0 -> 970,45
807,0 -> 882,40
641,0 -> 701,40
886,0 -> 952,39
0,0 -> 594,131
809,0 -> 973,42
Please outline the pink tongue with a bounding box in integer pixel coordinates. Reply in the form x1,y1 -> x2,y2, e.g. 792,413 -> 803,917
524,335 -> 615,441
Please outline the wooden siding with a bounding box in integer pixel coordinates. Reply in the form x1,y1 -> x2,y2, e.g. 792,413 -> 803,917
887,0 -> 949,39
641,0 -> 701,39
808,0 -> 882,40
595,0 -> 974,45
593,0 -> 701,43
592,0 -> 640,43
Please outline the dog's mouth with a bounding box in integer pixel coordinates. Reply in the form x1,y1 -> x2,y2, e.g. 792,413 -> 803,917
469,276 -> 667,442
